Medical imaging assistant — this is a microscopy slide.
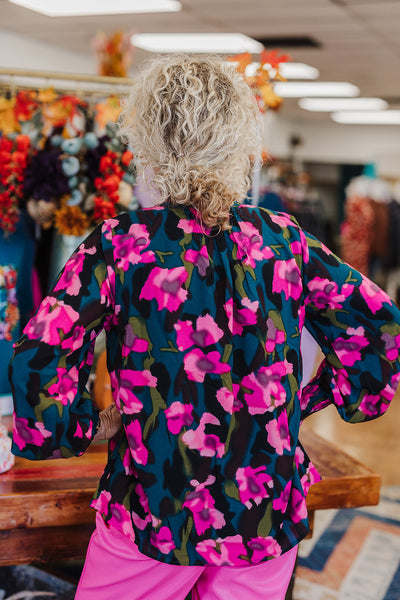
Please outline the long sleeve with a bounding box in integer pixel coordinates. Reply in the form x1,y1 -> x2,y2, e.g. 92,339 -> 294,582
9,224 -> 114,460
300,230 -> 400,422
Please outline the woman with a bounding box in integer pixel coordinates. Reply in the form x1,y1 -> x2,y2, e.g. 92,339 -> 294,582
9,55 -> 400,600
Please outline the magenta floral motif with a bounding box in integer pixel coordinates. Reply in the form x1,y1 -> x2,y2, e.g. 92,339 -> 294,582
300,462 -> 321,495
269,213 -> 294,229
54,245 -> 96,296
140,266 -> 188,312
164,401 -> 193,434
288,488 -> 307,523
150,526 -> 176,554
230,221 -> 274,268
331,366 -> 351,406
126,420 -> 148,465
100,266 -> 115,307
248,536 -> 282,562
183,476 -> 226,535
382,331 -> 400,362
242,360 -> 293,415
122,324 -> 149,357
182,413 -> 225,457
102,218 -> 120,241
224,297 -> 259,335
273,259 -> 302,301
235,465 -> 273,509
108,501 -> 135,538
333,326 -> 369,367
266,318 -> 285,353
184,246 -> 209,277
306,277 -> 354,310
118,369 -> 157,414
47,366 -> 79,405
23,297 -> 79,345
12,415 -> 52,450
177,217 -> 210,235
91,489 -> 111,514
265,411 -> 291,456
196,535 -> 248,566
216,384 -> 242,413
60,325 -> 85,352
183,348 -> 230,382
359,393 -> 388,417
272,480 -> 292,512
359,277 -> 392,314
112,223 -> 155,271
174,314 -> 223,351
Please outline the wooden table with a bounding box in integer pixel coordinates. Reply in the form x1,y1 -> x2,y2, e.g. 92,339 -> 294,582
0,426 -> 381,566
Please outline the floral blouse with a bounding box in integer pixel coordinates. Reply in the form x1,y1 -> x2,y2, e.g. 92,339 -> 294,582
9,203 -> 400,566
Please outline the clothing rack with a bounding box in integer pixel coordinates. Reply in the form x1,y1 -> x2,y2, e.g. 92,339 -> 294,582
0,66 -> 134,96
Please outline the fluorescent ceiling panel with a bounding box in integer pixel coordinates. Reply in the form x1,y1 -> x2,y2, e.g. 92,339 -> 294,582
131,33 -> 264,54
332,110 -> 400,124
274,82 -> 360,98
8,0 -> 182,16
299,98 -> 388,112
243,62 -> 319,80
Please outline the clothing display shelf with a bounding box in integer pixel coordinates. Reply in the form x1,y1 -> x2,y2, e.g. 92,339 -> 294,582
0,66 -> 134,97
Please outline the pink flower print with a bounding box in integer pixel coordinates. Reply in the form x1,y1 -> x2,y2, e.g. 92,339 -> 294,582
242,360 -> 293,415
224,297 -> 258,335
248,536 -> 282,562
54,244 -> 96,296
294,446 -> 305,468
269,212 -> 294,229
265,411 -> 291,456
359,393 -> 387,417
185,246 -> 209,277
216,384 -> 242,413
91,490 -> 112,514
288,488 -> 307,523
140,266 -> 188,312
122,324 -> 149,357
102,217 -> 120,240
108,501 -> 135,538
306,277 -> 354,310
100,266 -> 115,307
23,297 -> 79,345
132,483 -> 154,530
272,480 -> 292,512
333,326 -> 369,367
265,318 -> 285,353
126,420 -> 148,465
300,462 -> 321,495
235,465 -> 273,509
196,535 -> 248,566
118,369 -> 156,414
183,348 -> 230,383
122,446 -> 136,475
359,277 -> 392,314
182,413 -> 225,458
177,218 -> 210,235
331,367 -> 351,406
183,476 -> 226,535
12,415 -> 52,450
150,527 -> 176,554
382,331 -> 400,362
47,366 -> 79,406
174,314 -> 224,351
164,402 -> 194,434
112,223 -> 155,271
230,222 -> 273,268
273,259 -> 302,301
60,325 -> 85,352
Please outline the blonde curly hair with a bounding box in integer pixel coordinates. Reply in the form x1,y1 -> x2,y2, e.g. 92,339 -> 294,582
119,54 -> 262,230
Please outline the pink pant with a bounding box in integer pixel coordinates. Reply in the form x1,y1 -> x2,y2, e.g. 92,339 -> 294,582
75,512 -> 297,600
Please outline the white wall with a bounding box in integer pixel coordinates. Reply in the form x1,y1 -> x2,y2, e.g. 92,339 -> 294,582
263,111 -> 400,177
0,27 -> 95,73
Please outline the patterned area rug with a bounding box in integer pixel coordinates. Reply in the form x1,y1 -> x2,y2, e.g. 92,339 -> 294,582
293,486 -> 400,600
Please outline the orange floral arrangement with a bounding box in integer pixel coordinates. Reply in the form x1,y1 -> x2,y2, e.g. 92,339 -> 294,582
229,48 -> 291,112
92,31 -> 134,78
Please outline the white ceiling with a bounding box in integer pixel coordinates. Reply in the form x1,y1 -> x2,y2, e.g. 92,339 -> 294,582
1,0 -> 400,123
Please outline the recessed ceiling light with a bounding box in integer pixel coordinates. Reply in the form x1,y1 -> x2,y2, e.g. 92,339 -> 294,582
299,98 -> 388,112
243,62 -> 319,80
274,82 -> 360,98
332,110 -> 400,124
131,33 -> 264,54
8,0 -> 182,16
